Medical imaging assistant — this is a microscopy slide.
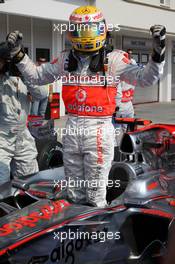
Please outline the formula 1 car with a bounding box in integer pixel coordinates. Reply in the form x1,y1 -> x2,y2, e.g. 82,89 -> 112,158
27,115 -> 63,170
0,118 -> 175,264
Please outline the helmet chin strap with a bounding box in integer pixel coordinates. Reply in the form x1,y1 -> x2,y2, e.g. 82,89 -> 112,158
67,45 -> 110,73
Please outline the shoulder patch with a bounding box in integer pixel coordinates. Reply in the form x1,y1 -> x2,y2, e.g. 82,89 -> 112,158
109,49 -> 121,55
122,52 -> 131,64
122,57 -> 130,64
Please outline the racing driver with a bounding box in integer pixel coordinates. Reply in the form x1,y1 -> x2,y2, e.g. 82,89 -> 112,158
5,6 -> 166,207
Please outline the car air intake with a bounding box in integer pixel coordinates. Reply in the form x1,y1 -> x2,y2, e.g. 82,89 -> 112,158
106,162 -> 133,203
120,133 -> 134,154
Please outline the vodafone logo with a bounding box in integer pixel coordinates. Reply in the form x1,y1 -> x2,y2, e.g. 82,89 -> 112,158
125,91 -> 131,98
0,201 -> 70,237
75,89 -> 87,102
122,89 -> 134,98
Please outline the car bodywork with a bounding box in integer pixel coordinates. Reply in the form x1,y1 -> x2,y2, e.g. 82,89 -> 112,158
27,115 -> 63,170
0,118 -> 175,264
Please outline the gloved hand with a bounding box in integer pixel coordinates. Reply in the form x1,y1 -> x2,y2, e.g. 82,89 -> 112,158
150,25 -> 166,63
6,30 -> 25,62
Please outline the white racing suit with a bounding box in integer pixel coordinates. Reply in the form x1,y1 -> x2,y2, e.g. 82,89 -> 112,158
114,58 -> 139,145
16,49 -> 164,207
116,58 -> 137,119
116,81 -> 135,118
113,81 -> 135,147
0,73 -> 47,185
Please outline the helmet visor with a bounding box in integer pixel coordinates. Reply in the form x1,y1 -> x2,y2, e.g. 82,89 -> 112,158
69,21 -> 106,38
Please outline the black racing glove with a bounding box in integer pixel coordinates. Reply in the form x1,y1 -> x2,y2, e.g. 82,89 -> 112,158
150,25 -> 166,63
6,30 -> 25,63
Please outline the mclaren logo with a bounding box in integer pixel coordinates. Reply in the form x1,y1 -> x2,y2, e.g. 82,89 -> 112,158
75,89 -> 87,102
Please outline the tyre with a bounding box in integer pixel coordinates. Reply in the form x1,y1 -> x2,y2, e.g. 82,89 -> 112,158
36,139 -> 63,170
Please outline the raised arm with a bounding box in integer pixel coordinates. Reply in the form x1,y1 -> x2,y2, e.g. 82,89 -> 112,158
17,54 -> 61,86
110,25 -> 166,88
5,31 -> 62,86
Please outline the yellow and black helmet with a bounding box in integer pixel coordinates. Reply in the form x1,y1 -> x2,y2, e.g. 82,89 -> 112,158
68,6 -> 107,52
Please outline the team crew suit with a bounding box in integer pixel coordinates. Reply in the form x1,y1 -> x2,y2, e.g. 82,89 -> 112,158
0,42 -> 49,185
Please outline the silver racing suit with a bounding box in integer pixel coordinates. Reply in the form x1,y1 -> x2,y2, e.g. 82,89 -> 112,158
0,73 -> 47,185
115,58 -> 137,119
16,49 -> 164,207
113,80 -> 136,147
116,81 -> 135,118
